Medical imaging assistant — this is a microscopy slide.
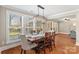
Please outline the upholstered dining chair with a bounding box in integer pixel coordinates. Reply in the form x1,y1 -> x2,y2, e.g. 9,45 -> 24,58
20,35 -> 37,54
33,32 -> 53,54
44,32 -> 53,51
32,37 -> 46,54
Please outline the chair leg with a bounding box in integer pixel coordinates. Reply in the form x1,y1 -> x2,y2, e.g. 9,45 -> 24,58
34,50 -> 37,54
36,50 -> 40,54
49,43 -> 53,51
53,43 -> 56,48
53,41 -> 56,48
43,49 -> 46,54
24,50 -> 26,54
48,46 -> 52,52
21,49 -> 23,54
50,46 -> 53,51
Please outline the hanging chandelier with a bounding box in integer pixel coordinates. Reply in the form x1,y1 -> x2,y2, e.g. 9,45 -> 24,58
37,5 -> 45,17
32,5 -> 45,33
33,5 -> 45,20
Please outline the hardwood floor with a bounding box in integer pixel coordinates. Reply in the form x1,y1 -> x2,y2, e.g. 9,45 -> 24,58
2,34 -> 79,54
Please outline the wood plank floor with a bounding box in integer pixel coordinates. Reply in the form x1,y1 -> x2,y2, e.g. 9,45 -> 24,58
2,34 -> 79,54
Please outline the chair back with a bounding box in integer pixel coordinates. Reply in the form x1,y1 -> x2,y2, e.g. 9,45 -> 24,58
45,32 -> 49,37
20,35 -> 31,45
51,32 -> 55,40
44,32 -> 52,45
20,35 -> 32,50
44,32 -> 56,48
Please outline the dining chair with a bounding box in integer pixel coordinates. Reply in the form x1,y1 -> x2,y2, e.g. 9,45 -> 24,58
33,33 -> 53,54
32,32 -> 55,54
44,32 -> 53,51
20,35 -> 37,54
51,32 -> 56,48
32,37 -> 46,54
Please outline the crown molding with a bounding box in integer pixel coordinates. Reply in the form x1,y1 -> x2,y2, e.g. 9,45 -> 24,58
47,9 -> 79,19
1,5 -> 35,16
1,5 -> 79,20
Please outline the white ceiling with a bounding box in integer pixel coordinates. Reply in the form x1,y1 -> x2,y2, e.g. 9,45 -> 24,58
8,5 -> 79,19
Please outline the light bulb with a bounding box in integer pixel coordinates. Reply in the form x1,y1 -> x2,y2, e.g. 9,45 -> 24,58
73,23 -> 76,26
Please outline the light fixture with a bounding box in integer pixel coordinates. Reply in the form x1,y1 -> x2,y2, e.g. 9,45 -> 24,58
64,18 -> 70,21
32,5 -> 45,24
37,5 -> 44,17
73,23 -> 76,26
32,5 -> 45,32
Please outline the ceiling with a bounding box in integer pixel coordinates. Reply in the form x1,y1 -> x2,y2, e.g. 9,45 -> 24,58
7,5 -> 79,19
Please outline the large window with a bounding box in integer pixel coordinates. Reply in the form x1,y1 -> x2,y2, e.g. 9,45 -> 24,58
6,10 -> 22,44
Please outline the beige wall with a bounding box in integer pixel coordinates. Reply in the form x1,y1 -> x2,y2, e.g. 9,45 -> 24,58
0,6 -> 6,46
58,18 -> 76,34
76,13 -> 79,45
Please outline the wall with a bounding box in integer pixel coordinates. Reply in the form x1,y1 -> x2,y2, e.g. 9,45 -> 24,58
0,6 -> 6,46
58,18 -> 76,34
53,21 -> 58,33
76,13 -> 79,45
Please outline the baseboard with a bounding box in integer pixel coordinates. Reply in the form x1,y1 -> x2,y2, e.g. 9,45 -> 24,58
58,32 -> 69,34
0,41 -> 21,53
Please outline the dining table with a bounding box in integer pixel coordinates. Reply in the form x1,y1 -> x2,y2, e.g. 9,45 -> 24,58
25,34 -> 45,42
